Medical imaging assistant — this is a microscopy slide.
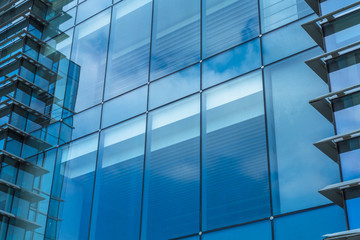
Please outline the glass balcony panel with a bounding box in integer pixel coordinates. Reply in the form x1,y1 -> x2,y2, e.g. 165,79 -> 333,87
340,149 -> 360,181
320,0 -> 359,15
333,92 -> 360,134
346,197 -> 360,229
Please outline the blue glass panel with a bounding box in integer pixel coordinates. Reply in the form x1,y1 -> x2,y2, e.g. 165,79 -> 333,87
347,198 -> 360,229
265,48 -> 340,214
202,70 -> 270,231
52,134 -> 98,240
142,96 -> 200,240
340,149 -> 360,181
202,0 -> 259,58
274,206 -> 346,240
90,116 -> 145,240
69,105 -> 101,140
150,0 -> 200,80
71,10 -> 111,112
102,86 -> 148,128
203,221 -> 271,240
260,0 -> 313,33
149,64 -> 200,109
76,0 -> 112,24
321,0 -> 359,15
328,49 -> 360,92
181,236 -> 199,240
202,39 -> 261,89
262,15 -> 317,65
323,10 -> 360,51
105,0 -> 152,100
333,94 -> 360,134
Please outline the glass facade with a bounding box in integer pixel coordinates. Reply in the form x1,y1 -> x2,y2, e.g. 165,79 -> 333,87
0,0 -> 358,239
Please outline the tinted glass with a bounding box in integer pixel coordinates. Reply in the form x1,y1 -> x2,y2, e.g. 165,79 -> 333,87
346,197 -> 360,229
265,48 -> 339,214
90,116 -> 146,240
142,96 -> 200,240
202,39 -> 261,89
105,0 -> 152,100
76,0 -> 112,24
149,64 -> 200,109
202,70 -> 270,230
71,10 -> 111,112
202,0 -> 259,58
150,0 -> 200,80
262,15 -> 317,65
340,149 -> 360,181
102,86 -> 148,128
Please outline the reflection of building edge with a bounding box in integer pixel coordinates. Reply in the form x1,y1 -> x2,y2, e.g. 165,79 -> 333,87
303,0 -> 360,239
0,0 -> 79,239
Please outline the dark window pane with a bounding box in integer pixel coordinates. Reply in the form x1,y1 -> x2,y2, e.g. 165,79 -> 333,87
90,116 -> 145,239
202,0 -> 259,58
150,0 -> 200,80
105,0 -> 152,100
202,70 -> 270,230
142,96 -> 200,240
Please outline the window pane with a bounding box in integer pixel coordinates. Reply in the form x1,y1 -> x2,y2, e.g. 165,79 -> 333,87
333,92 -> 360,134
202,39 -> 261,89
150,0 -> 200,80
202,221 -> 271,240
321,0 -> 359,15
323,10 -> 360,51
142,96 -> 200,240
340,149 -> 360,181
202,70 -> 270,231
262,15 -> 316,65
90,116 -> 146,239
105,0 -> 152,100
265,48 -> 339,214
274,206 -> 346,240
202,0 -> 259,58
260,0 -> 313,33
346,197 -> 360,229
76,0 -> 112,24
327,49 -> 360,92
71,10 -> 111,112
149,64 -> 200,110
102,86 -> 148,128
52,134 -> 98,240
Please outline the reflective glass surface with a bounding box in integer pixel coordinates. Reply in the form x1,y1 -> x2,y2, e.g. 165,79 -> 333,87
323,10 -> 360,51
76,0 -> 112,24
102,86 -> 148,128
150,0 -> 200,80
321,0 -> 359,15
328,49 -> 360,91
105,0 -> 152,100
202,70 -> 270,230
340,149 -> 360,181
142,96 -> 200,240
260,0 -> 313,33
203,221 -> 271,240
333,92 -> 360,134
262,15 -> 317,65
346,197 -> 360,229
202,39 -> 261,89
149,64 -> 200,109
274,206 -> 346,240
71,10 -> 111,112
202,0 -> 259,58
265,49 -> 339,214
90,116 -> 145,240
52,134 -> 98,240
